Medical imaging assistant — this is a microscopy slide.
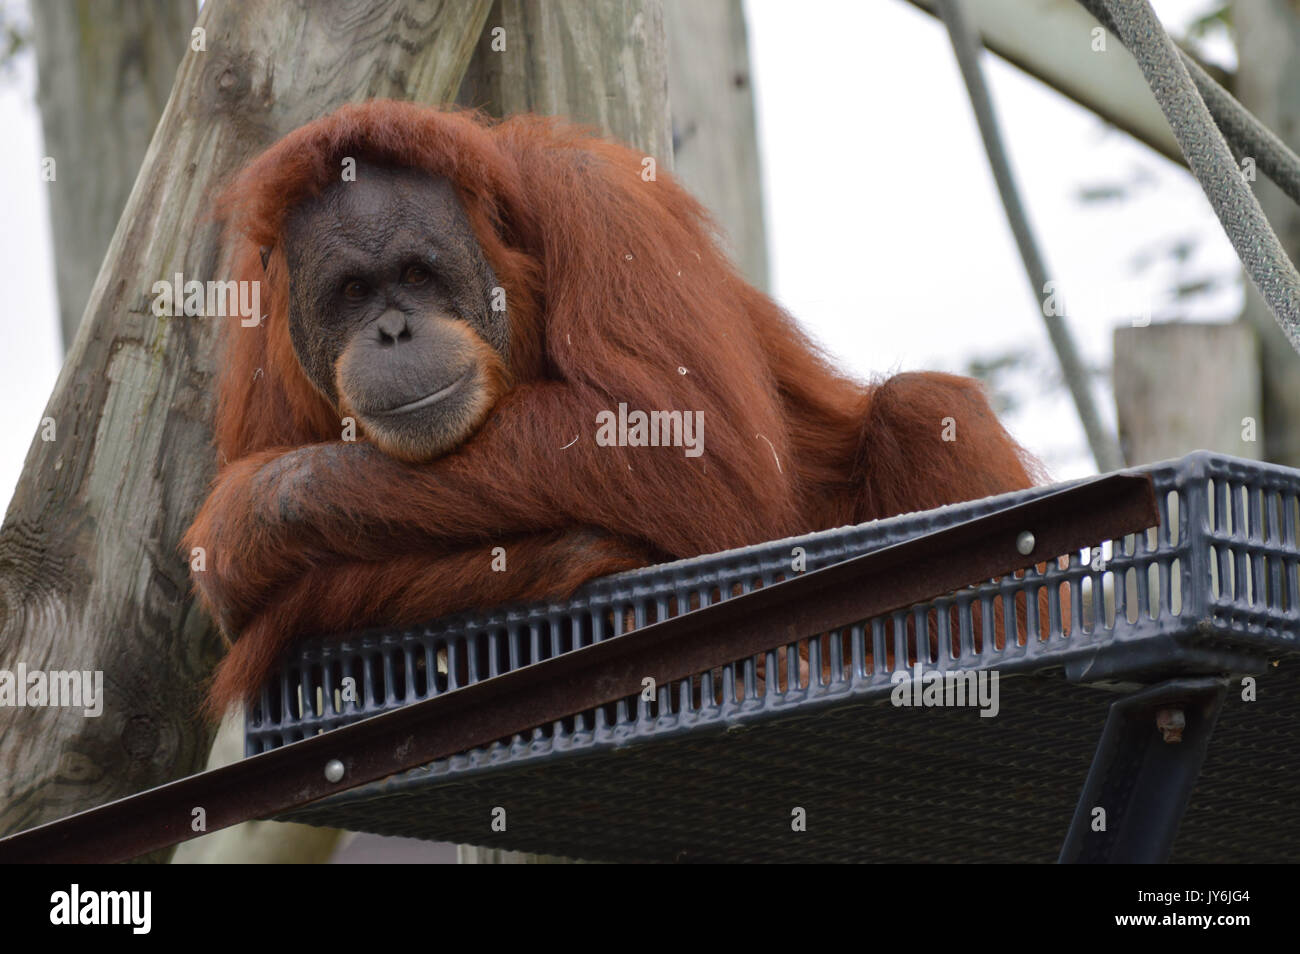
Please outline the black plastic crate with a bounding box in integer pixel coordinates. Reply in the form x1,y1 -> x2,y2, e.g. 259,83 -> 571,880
245,451 -> 1300,861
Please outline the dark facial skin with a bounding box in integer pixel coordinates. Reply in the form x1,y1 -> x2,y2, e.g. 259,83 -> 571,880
282,161 -> 510,462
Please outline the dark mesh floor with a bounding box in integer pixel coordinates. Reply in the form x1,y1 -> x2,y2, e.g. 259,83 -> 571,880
1174,655 -> 1300,862
275,656 -> 1299,863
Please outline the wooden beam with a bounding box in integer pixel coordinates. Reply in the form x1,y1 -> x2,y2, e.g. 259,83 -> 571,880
906,0 -> 1187,164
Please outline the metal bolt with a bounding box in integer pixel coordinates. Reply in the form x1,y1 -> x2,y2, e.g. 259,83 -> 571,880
324,759 -> 346,782
1016,531 -> 1035,556
1156,708 -> 1185,743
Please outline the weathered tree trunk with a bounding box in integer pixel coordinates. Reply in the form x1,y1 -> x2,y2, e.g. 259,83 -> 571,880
1234,1 -> 1300,467
454,0 -> 671,864
456,0 -> 671,165
0,0 -> 492,861
29,0 -> 315,866
663,0 -> 768,290
31,0 -> 193,353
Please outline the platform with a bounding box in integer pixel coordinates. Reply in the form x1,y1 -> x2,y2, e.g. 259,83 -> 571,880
245,452 -> 1300,862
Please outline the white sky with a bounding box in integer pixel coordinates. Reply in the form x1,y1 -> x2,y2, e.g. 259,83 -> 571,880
0,0 -> 1235,511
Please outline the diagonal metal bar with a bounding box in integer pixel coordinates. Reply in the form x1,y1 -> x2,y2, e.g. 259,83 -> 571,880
1059,676 -> 1229,863
0,472 -> 1157,863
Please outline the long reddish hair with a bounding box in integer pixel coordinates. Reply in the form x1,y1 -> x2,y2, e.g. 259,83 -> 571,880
196,101 -> 1042,711
213,100 -> 892,533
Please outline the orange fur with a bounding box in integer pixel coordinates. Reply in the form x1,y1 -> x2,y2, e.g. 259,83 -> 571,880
185,101 -> 1045,717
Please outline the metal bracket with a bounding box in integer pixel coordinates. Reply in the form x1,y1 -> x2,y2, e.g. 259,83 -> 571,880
1059,676 -> 1229,863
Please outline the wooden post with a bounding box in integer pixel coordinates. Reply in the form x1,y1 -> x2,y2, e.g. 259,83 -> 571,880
456,0 -> 672,165
663,0 -> 769,290
1113,323 -> 1262,465
0,0 -> 493,860
1112,321 -> 1262,627
31,0 -> 193,351
665,0 -> 764,291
